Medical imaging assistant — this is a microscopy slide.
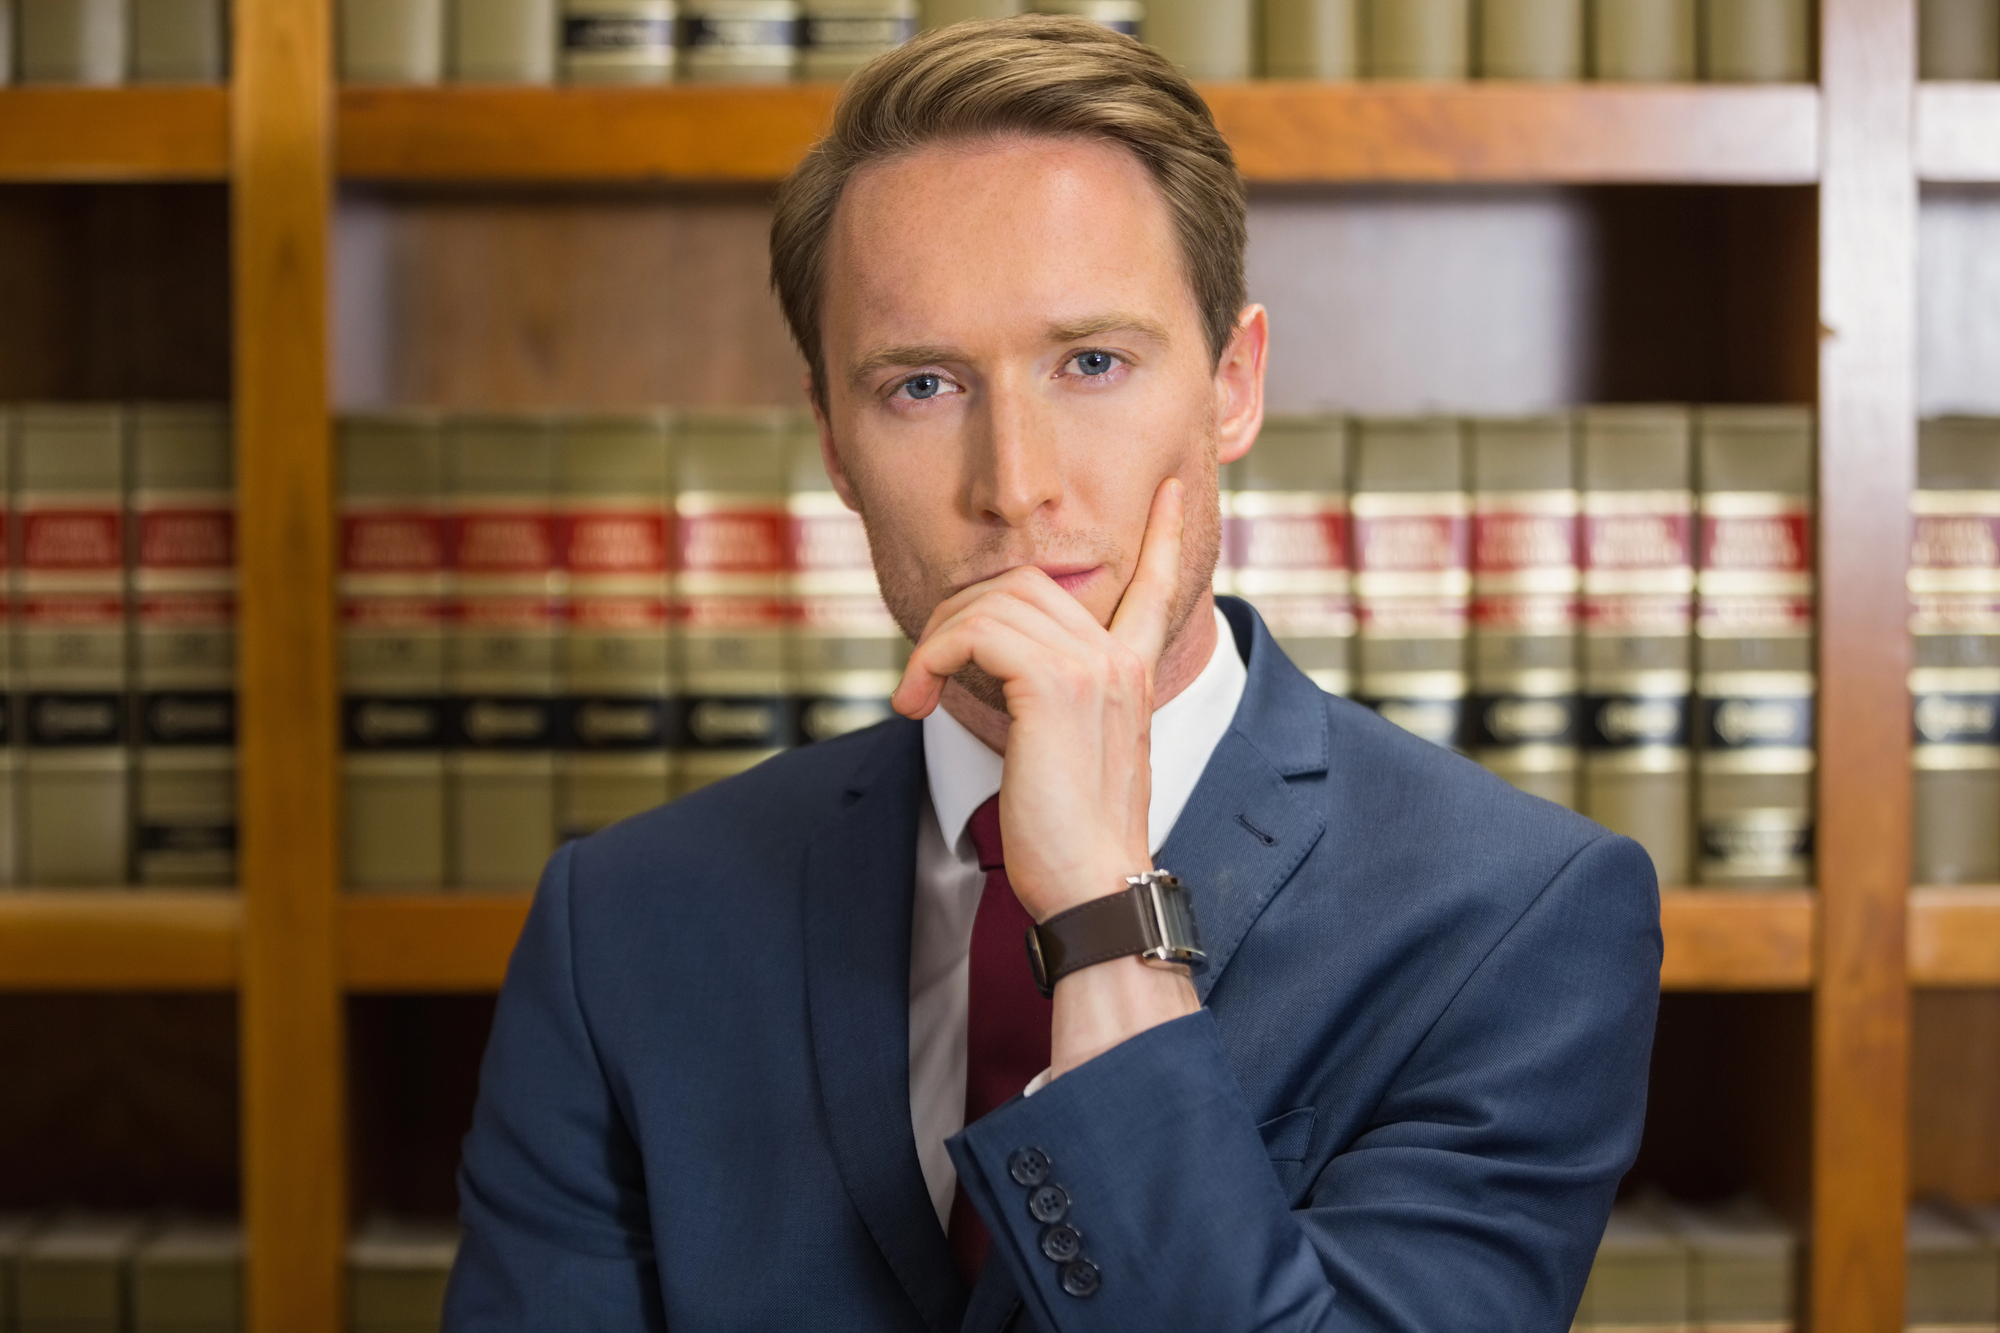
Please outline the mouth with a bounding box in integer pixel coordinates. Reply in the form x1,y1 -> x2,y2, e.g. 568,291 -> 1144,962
953,563 -> 1106,597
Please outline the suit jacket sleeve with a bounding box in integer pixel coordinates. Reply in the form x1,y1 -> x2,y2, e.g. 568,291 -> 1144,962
946,832 -> 1661,1332
443,843 -> 667,1331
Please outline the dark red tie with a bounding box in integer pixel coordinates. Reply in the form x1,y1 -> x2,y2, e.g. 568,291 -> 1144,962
947,794 -> 1053,1285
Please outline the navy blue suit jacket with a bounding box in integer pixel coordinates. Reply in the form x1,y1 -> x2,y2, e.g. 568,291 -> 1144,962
445,598 -> 1662,1331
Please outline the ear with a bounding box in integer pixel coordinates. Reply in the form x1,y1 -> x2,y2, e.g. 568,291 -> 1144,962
807,374 -> 865,514
1214,304 -> 1268,467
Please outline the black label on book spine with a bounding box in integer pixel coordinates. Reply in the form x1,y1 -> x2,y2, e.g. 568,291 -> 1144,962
24,693 -> 129,748
564,16 -> 675,50
0,696 -> 13,746
677,694 -> 791,751
683,16 -> 798,47
560,696 -> 671,752
342,696 -> 448,751
137,821 -> 239,854
1583,694 -> 1691,750
1699,814 -> 1813,870
450,697 -> 559,751
1466,693 -> 1583,749
1912,691 -> 2000,748
139,691 -> 237,747
1359,696 -> 1465,751
1699,694 -> 1814,751
793,694 -> 895,745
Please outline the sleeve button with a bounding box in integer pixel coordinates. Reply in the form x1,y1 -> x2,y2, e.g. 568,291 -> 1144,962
1027,1183 -> 1069,1224
1007,1147 -> 1052,1187
1058,1258 -> 1101,1298
1039,1224 -> 1084,1263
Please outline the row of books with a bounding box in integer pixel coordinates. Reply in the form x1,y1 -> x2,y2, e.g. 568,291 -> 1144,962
0,404 -> 236,890
0,1214 -> 459,1333
335,0 -> 1820,87
0,0 -> 226,85
1924,0 -> 2000,79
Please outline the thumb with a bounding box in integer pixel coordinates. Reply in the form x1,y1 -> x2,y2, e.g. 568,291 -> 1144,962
1109,477 -> 1184,668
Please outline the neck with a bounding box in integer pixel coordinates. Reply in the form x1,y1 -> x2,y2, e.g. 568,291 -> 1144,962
939,589 -> 1221,754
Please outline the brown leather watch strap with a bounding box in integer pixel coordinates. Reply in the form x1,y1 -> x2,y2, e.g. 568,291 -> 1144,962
1022,875 -> 1202,998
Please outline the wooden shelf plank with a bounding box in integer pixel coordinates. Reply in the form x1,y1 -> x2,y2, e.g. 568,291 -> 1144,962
1910,886 -> 2000,986
1659,889 -> 1816,990
337,82 -> 1819,185
1916,83 -> 2000,182
340,895 -> 532,992
0,890 -> 240,989
0,87 -> 230,181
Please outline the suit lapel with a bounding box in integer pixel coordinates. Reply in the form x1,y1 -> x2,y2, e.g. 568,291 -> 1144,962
802,720 -> 969,1333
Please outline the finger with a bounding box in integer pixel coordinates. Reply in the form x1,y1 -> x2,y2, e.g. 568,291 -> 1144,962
1108,477 -> 1185,667
890,611 -> 1053,720
919,563 -> 1105,648
893,584 -> 1102,719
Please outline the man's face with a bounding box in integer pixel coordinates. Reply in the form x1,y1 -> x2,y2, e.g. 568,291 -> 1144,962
813,134 -> 1265,687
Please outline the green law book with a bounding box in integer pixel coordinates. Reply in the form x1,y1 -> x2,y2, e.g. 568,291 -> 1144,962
131,404 -> 237,887
17,1216 -> 146,1333
1145,0 -> 1253,77
131,0 -> 227,81
133,1220 -> 241,1333
1352,417 -> 1469,750
556,412 -> 673,840
1262,0 -> 1361,75
1468,415 -> 1581,809
1907,1200 -> 2000,1333
1578,405 -> 1695,888
450,0 -> 558,81
1479,0 -> 1583,77
340,413 -> 449,891
1693,406 -> 1815,889
446,414 -> 560,890
16,405 -> 132,887
1364,0 -> 1469,76
920,0 -> 1021,27
1,0 -> 13,86
561,0 -> 677,82
0,411 -> 17,886
340,0 -> 446,82
1664,1197 -> 1796,1333
1230,415 -> 1354,697
1910,416 -> 2000,887
348,1219 -> 458,1333
680,0 -> 801,81
801,0 -> 919,80
1700,0 -> 1809,82
17,0 -> 126,83
1573,1202 -> 1692,1330
1590,0 -> 1695,79
673,411 -> 792,797
1027,0 -> 1142,37
1920,0 -> 2000,79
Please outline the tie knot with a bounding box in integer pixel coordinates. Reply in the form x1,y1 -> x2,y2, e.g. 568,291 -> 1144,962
966,795 -> 1005,873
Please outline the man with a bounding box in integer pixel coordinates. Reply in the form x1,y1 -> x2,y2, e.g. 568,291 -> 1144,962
445,16 -> 1660,1332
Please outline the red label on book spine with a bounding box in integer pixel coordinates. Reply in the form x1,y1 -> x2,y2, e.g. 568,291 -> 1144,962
342,513 -> 447,575
679,512 -> 788,575
140,510 -> 235,571
562,511 -> 669,576
454,511 -> 556,575
23,511 -> 122,572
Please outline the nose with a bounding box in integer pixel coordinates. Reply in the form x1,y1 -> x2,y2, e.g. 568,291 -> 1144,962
969,368 -> 1063,528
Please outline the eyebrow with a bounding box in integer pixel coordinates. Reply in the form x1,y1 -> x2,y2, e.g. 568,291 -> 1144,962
1044,312 -> 1173,346
849,345 -> 963,386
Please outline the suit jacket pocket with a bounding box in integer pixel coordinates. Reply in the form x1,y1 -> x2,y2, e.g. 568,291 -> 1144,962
1256,1107 -> 1317,1201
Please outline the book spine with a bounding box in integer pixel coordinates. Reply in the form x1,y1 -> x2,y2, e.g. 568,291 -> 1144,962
18,0 -> 128,84
920,0 -> 1021,26
131,405 -> 237,887
680,1 -> 802,82
339,415 -> 450,890
1700,0 -> 1810,81
450,0 -> 559,82
1261,0 -> 1361,77
1142,0 -> 1254,78
131,0 -> 229,82
799,1 -> 917,81
1026,0 -> 1141,36
562,0 -> 679,84
1588,0 -> 1695,79
1470,485 -> 1580,808
556,414 -> 673,840
1477,0 -> 1583,78
1364,0 -> 1470,77
1228,479 -> 1354,695
1919,0 -> 2000,80
0,412 -> 13,884
0,0 -> 13,87
340,0 -> 447,82
16,405 -> 131,886
447,416 -> 560,890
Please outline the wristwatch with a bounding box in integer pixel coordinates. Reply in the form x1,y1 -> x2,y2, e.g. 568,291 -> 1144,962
1023,870 -> 1205,999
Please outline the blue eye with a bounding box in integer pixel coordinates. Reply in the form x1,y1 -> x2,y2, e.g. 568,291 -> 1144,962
1073,351 -> 1115,376
902,374 -> 943,400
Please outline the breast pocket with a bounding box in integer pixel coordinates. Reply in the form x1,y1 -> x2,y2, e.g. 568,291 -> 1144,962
1256,1107 -> 1317,1198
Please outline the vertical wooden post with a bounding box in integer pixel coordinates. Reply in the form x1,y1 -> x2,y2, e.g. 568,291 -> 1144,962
233,0 -> 345,1330
1812,0 -> 1915,1327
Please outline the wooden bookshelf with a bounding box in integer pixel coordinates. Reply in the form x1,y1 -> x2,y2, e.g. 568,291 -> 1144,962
1915,83 -> 2000,182
0,87 -> 231,181
340,896 -> 532,992
1909,887 -> 2000,986
1659,890 -> 1816,990
0,891 -> 239,989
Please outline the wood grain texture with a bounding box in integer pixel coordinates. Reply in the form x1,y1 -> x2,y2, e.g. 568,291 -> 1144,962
234,0 -> 344,1329
0,892 -> 239,989
1909,887 -> 2000,986
1915,83 -> 2000,183
1909,989 -> 2000,1206
1814,0 -> 1917,1324
0,87 -> 230,182
1659,890 -> 1816,991
341,896 -> 532,992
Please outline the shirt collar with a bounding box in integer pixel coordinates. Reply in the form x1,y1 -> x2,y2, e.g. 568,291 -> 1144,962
922,605 -> 1249,861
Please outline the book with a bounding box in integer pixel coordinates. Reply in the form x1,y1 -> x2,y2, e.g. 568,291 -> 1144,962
786,413 -> 906,745
1906,1200 -> 2000,1333
1477,0 -> 1583,78
680,0 -> 801,81
1700,0 -> 1809,81
1261,0 -> 1360,76
1351,417 -> 1470,749
17,1215 -> 147,1333
1143,0 -> 1254,78
921,0 -> 1021,24
0,412 -> 15,885
131,404 -> 237,888
0,1216 -> 37,1332
446,413 -> 560,890
340,0 -> 447,82
1920,0 -> 2000,80
131,0 -> 228,81
801,0 -> 919,80
673,411 -> 791,797
1694,406 -> 1815,888
340,413 -> 450,891
450,0 -> 559,82
1228,414 -> 1354,697
1,0 -> 13,86
1664,1197 -> 1796,1333
1364,0 -> 1470,77
348,1219 -> 459,1333
1026,0 -> 1141,36
1578,405 -> 1695,888
132,1219 -> 241,1333
16,404 -> 131,887
1589,0 -> 1695,80
17,0 -> 127,84
1572,1202 -> 1691,1330
1911,416 -> 2000,887
561,0 -> 677,82
556,412 -> 673,840
1468,414 -> 1580,809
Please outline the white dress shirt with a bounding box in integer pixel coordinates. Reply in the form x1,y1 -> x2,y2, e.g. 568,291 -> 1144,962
906,607 -> 1249,1229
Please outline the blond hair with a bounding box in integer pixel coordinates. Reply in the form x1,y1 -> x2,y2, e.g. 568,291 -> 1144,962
770,15 -> 1248,408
